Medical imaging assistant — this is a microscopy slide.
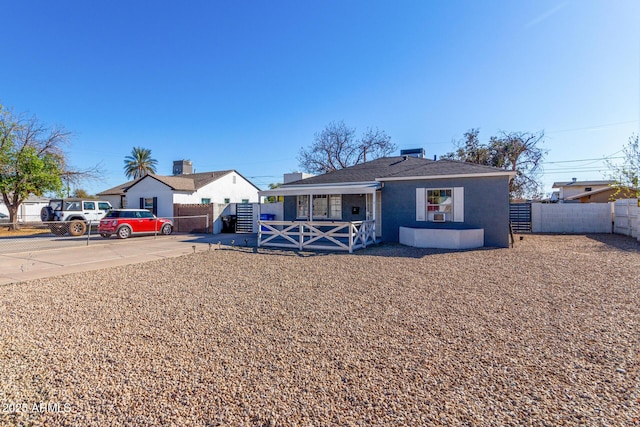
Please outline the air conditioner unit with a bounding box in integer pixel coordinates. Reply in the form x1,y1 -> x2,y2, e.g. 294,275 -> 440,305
432,212 -> 446,222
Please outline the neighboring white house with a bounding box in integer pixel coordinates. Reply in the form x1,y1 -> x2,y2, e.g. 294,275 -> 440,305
97,160 -> 261,218
0,195 -> 49,222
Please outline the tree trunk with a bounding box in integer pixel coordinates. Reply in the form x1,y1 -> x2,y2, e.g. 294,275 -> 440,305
7,204 -> 21,231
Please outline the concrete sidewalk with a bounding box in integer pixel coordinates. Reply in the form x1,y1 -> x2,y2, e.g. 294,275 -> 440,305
0,233 -> 257,286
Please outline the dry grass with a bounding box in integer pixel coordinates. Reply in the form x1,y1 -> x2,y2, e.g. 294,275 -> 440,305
0,224 -> 50,237
0,234 -> 639,426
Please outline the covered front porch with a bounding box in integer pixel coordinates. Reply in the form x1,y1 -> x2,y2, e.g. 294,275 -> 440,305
257,182 -> 381,253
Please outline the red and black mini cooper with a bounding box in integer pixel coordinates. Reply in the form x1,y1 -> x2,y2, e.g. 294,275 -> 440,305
98,209 -> 173,239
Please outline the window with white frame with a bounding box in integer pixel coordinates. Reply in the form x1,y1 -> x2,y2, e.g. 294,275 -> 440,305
416,187 -> 464,222
312,195 -> 328,217
297,195 -> 309,219
296,194 -> 342,219
427,189 -> 452,221
329,195 -> 342,219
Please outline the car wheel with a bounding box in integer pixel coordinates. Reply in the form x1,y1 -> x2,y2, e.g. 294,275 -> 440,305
41,206 -> 54,222
100,233 -> 111,238
117,226 -> 131,239
68,221 -> 87,236
161,224 -> 172,235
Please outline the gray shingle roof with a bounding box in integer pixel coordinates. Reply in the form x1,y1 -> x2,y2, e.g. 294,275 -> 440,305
97,179 -> 139,196
284,156 -> 512,186
97,170 -> 239,195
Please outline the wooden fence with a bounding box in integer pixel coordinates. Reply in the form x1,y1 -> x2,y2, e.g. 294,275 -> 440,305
173,204 -> 212,233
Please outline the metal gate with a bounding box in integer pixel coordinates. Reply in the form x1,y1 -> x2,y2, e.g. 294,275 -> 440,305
509,203 -> 532,232
235,203 -> 254,233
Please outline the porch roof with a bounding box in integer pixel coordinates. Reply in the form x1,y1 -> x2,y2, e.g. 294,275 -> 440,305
258,182 -> 381,197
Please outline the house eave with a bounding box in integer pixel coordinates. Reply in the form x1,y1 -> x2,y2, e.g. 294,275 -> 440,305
376,171 -> 516,182
259,182 -> 381,197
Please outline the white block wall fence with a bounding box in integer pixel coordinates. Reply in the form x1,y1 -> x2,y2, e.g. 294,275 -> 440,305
613,199 -> 639,239
531,203 -> 614,234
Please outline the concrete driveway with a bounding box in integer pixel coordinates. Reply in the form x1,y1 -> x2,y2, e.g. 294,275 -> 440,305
0,233 -> 257,286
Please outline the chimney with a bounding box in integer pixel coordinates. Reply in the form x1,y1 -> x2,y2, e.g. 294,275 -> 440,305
173,160 -> 193,175
572,177 -> 577,183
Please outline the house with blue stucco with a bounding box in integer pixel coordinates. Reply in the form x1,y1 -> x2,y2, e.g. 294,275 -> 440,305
258,155 -> 515,252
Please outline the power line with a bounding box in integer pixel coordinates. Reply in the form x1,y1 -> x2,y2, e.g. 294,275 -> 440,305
544,155 -> 622,165
546,120 -> 639,134
543,168 -> 610,173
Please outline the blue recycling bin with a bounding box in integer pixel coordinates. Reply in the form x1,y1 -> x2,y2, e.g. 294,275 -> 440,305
260,214 -> 275,231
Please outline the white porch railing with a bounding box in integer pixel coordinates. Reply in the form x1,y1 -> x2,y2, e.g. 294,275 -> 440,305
258,220 -> 376,253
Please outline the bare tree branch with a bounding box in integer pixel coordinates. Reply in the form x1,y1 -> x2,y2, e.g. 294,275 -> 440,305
298,121 -> 396,174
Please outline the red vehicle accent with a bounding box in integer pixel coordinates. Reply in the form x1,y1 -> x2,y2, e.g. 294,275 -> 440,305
98,209 -> 173,239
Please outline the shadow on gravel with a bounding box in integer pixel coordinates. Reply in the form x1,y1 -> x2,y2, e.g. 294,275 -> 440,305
351,243 -> 501,259
176,233 -> 505,259
584,233 -> 640,252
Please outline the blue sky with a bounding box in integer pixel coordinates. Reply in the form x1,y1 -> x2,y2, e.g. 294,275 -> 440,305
2,0 -> 639,196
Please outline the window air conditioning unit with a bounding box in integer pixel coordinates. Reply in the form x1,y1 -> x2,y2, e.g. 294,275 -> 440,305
432,212 -> 446,222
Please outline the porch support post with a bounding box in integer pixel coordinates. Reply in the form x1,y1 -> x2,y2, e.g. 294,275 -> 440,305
372,190 -> 377,238
299,222 -> 304,250
303,193 -> 312,251
349,223 -> 354,253
257,198 -> 262,247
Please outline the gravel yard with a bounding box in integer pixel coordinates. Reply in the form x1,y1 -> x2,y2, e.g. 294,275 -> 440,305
0,234 -> 639,426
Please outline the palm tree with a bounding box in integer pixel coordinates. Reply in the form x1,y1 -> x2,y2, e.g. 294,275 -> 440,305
123,146 -> 158,179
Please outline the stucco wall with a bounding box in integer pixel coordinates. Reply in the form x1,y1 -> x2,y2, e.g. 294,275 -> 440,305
380,176 -> 511,248
531,203 -> 614,233
124,178 -> 175,218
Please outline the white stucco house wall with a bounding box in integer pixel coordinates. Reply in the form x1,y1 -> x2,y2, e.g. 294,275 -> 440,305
97,161 -> 261,218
